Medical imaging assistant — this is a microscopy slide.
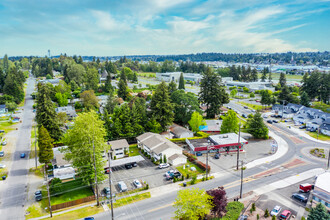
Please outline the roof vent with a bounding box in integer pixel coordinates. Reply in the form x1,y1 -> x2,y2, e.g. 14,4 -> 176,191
222,135 -> 228,138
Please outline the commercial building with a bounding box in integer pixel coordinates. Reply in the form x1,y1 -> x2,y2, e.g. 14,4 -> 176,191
312,171 -> 330,211
186,133 -> 248,155
156,72 -> 202,84
224,80 -> 274,92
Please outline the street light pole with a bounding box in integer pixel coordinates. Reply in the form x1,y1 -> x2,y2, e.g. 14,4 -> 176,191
327,149 -> 330,170
108,150 -> 114,220
236,122 -> 241,170
34,122 -> 37,169
239,160 -> 244,199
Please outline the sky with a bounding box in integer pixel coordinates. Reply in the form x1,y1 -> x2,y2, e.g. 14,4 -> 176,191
0,0 -> 329,57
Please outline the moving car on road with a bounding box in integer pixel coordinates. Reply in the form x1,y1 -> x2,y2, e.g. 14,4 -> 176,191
20,153 -> 26,158
270,205 -> 282,216
158,163 -> 170,169
292,193 -> 308,202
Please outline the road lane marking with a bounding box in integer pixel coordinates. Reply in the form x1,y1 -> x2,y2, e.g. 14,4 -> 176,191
147,203 -> 174,213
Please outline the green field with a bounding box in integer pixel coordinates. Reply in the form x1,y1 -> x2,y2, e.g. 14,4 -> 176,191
129,144 -> 140,157
258,72 -> 303,81
237,101 -> 263,111
307,132 -> 330,141
137,72 -> 156,78
176,161 -> 204,177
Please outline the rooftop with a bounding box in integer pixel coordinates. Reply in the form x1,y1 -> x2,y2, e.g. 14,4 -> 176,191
108,139 -> 129,150
209,133 -> 248,146
315,171 -> 330,192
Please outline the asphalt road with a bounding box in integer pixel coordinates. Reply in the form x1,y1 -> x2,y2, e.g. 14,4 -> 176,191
94,101 -> 330,220
0,77 -> 35,220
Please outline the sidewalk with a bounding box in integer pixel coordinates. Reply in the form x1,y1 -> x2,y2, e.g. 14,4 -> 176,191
285,125 -> 330,144
244,130 -> 288,169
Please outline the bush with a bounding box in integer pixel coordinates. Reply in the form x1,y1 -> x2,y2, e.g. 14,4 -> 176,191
173,177 -> 177,183
50,178 -> 62,194
141,149 -> 144,154
144,184 -> 149,190
257,214 -> 259,220
114,156 -> 116,160
272,215 -> 276,220
74,101 -> 82,109
252,203 -> 256,211
221,202 -> 244,220
181,175 -> 184,181
46,74 -> 52,79
190,175 -> 197,185
301,217 -> 306,220
5,101 -> 17,111
186,173 -> 190,179
264,209 -> 269,217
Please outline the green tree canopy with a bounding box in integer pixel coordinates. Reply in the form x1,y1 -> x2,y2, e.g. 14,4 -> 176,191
221,110 -> 239,134
174,188 -> 213,220
86,67 -> 99,91
188,111 -> 206,133
307,203 -> 330,220
300,91 -> 310,107
80,90 -> 100,111
66,63 -> 86,86
38,125 -> 54,164
150,81 -> 174,130
246,112 -> 269,139
199,67 -> 229,118
168,81 -> 177,95
279,72 -> 286,87
178,73 -> 185,90
62,111 -> 107,185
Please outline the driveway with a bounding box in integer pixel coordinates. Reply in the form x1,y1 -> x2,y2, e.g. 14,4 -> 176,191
0,77 -> 35,219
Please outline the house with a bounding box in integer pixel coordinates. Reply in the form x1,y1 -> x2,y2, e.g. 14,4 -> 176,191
311,171 -> 330,211
100,70 -> 109,82
0,105 -> 7,114
108,139 -> 129,159
136,132 -> 187,165
306,118 -> 323,130
272,103 -> 302,118
51,146 -> 75,180
199,120 -> 222,133
55,106 -> 77,119
39,78 -> 60,86
168,154 -> 187,166
169,124 -> 194,139
319,119 -> 330,136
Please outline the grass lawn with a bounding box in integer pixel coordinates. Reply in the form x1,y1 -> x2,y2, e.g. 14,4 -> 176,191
307,132 -> 330,141
0,168 -> 8,181
49,179 -> 94,205
0,120 -> 14,133
29,165 -> 44,178
42,192 -> 151,220
137,72 -> 156,78
176,161 -> 204,177
26,204 -> 48,219
30,126 -> 38,158
129,144 -> 140,157
18,83 -> 28,107
237,101 -> 263,111
179,176 -> 214,187
258,72 -> 303,81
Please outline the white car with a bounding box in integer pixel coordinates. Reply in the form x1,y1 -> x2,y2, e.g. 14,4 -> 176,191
158,163 -> 170,169
2,140 -> 7,146
133,179 -> 142,188
270,205 -> 282,216
0,164 -> 6,169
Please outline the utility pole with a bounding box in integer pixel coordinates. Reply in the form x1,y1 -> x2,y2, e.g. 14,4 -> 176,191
34,121 -> 37,169
327,149 -> 330,170
45,165 -> 52,217
108,150 -> 114,220
240,160 -> 244,199
281,100 -> 286,121
93,141 -> 100,206
237,122 -> 241,170
205,140 -> 213,180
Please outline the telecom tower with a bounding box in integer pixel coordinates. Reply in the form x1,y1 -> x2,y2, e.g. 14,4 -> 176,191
48,49 -> 51,58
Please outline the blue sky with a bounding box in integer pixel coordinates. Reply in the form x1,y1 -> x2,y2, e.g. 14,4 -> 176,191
0,0 -> 329,56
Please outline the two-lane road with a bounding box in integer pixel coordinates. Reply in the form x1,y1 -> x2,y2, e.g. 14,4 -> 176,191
0,77 -> 35,220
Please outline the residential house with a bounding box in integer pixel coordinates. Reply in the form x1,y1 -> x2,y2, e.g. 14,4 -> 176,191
52,146 -> 75,180
39,78 -> 60,86
108,139 -> 129,159
168,154 -> 187,166
272,103 -> 302,118
169,124 -> 194,139
55,106 -> 77,119
320,119 -> 330,136
0,105 -> 7,114
136,132 -> 187,165
199,120 -> 222,133
311,171 -> 330,211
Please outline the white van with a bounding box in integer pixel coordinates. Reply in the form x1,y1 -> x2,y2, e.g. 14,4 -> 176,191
118,181 -> 127,192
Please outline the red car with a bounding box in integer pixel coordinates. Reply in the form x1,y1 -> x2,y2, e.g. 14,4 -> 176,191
279,210 -> 291,219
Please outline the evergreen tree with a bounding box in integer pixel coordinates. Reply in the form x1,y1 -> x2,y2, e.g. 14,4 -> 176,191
319,73 -> 330,104
261,68 -> 267,82
199,67 -> 229,118
178,73 -> 185,90
246,112 -> 269,139
268,71 -> 272,82
104,72 -> 113,93
36,83 -> 62,140
117,69 -> 129,100
105,90 -> 118,114
2,54 -> 9,72
3,67 -> 25,103
132,72 -> 138,83
0,67 -> 6,92
150,81 -> 174,130
168,81 -> 177,95
307,203 -> 330,220
38,125 -> 54,164
300,91 -> 310,107
279,73 -> 286,87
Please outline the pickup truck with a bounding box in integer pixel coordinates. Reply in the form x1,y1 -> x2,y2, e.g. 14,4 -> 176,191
166,171 -> 181,180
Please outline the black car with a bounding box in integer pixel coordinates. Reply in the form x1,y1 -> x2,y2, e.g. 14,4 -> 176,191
131,162 -> 137,167
310,127 -> 317,132
272,120 -> 279,123
292,193 -> 307,203
125,164 -> 132,169
242,114 -> 248,118
214,153 -> 220,159
35,191 -> 42,201
267,120 -> 273,124
244,106 -> 248,109
299,125 -> 306,129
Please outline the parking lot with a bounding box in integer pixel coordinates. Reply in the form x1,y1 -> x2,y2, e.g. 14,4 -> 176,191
256,178 -> 314,219
99,158 -> 176,196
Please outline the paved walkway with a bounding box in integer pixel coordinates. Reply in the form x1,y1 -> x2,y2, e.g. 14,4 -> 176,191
284,124 -> 330,144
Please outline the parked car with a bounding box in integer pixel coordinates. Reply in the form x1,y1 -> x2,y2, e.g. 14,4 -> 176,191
292,193 -> 308,202
0,151 -> 4,157
133,179 -> 142,188
256,100 -> 260,102
131,162 -> 138,167
227,107 -> 232,110
104,167 -> 112,174
270,205 -> 282,216
166,171 -> 181,180
118,181 -> 128,192
0,130 -> 4,133
306,127 -> 311,131
242,114 -> 248,118
158,163 -> 170,169
165,170 -> 175,176
244,106 -> 248,109
214,153 -> 220,159
310,127 -> 317,132
196,152 -> 202,156
263,115 -> 268,118
272,120 -> 279,123
0,164 -> 6,169
2,140 -> 7,146
124,164 -> 132,169
237,215 -> 248,220
279,210 -> 291,219
299,125 -> 306,129
84,218 -> 95,220
35,190 -> 42,201
267,120 -> 273,124
299,183 -> 313,193
20,153 -> 26,158
103,187 -> 110,198
270,115 -> 276,118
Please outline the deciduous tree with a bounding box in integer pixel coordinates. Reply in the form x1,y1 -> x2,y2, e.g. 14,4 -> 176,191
80,90 -> 99,111
221,110 -> 239,134
174,188 -> 213,220
188,112 -> 206,133
207,187 -> 228,218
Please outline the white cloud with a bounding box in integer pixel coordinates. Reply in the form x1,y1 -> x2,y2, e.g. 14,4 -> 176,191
90,10 -> 130,32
